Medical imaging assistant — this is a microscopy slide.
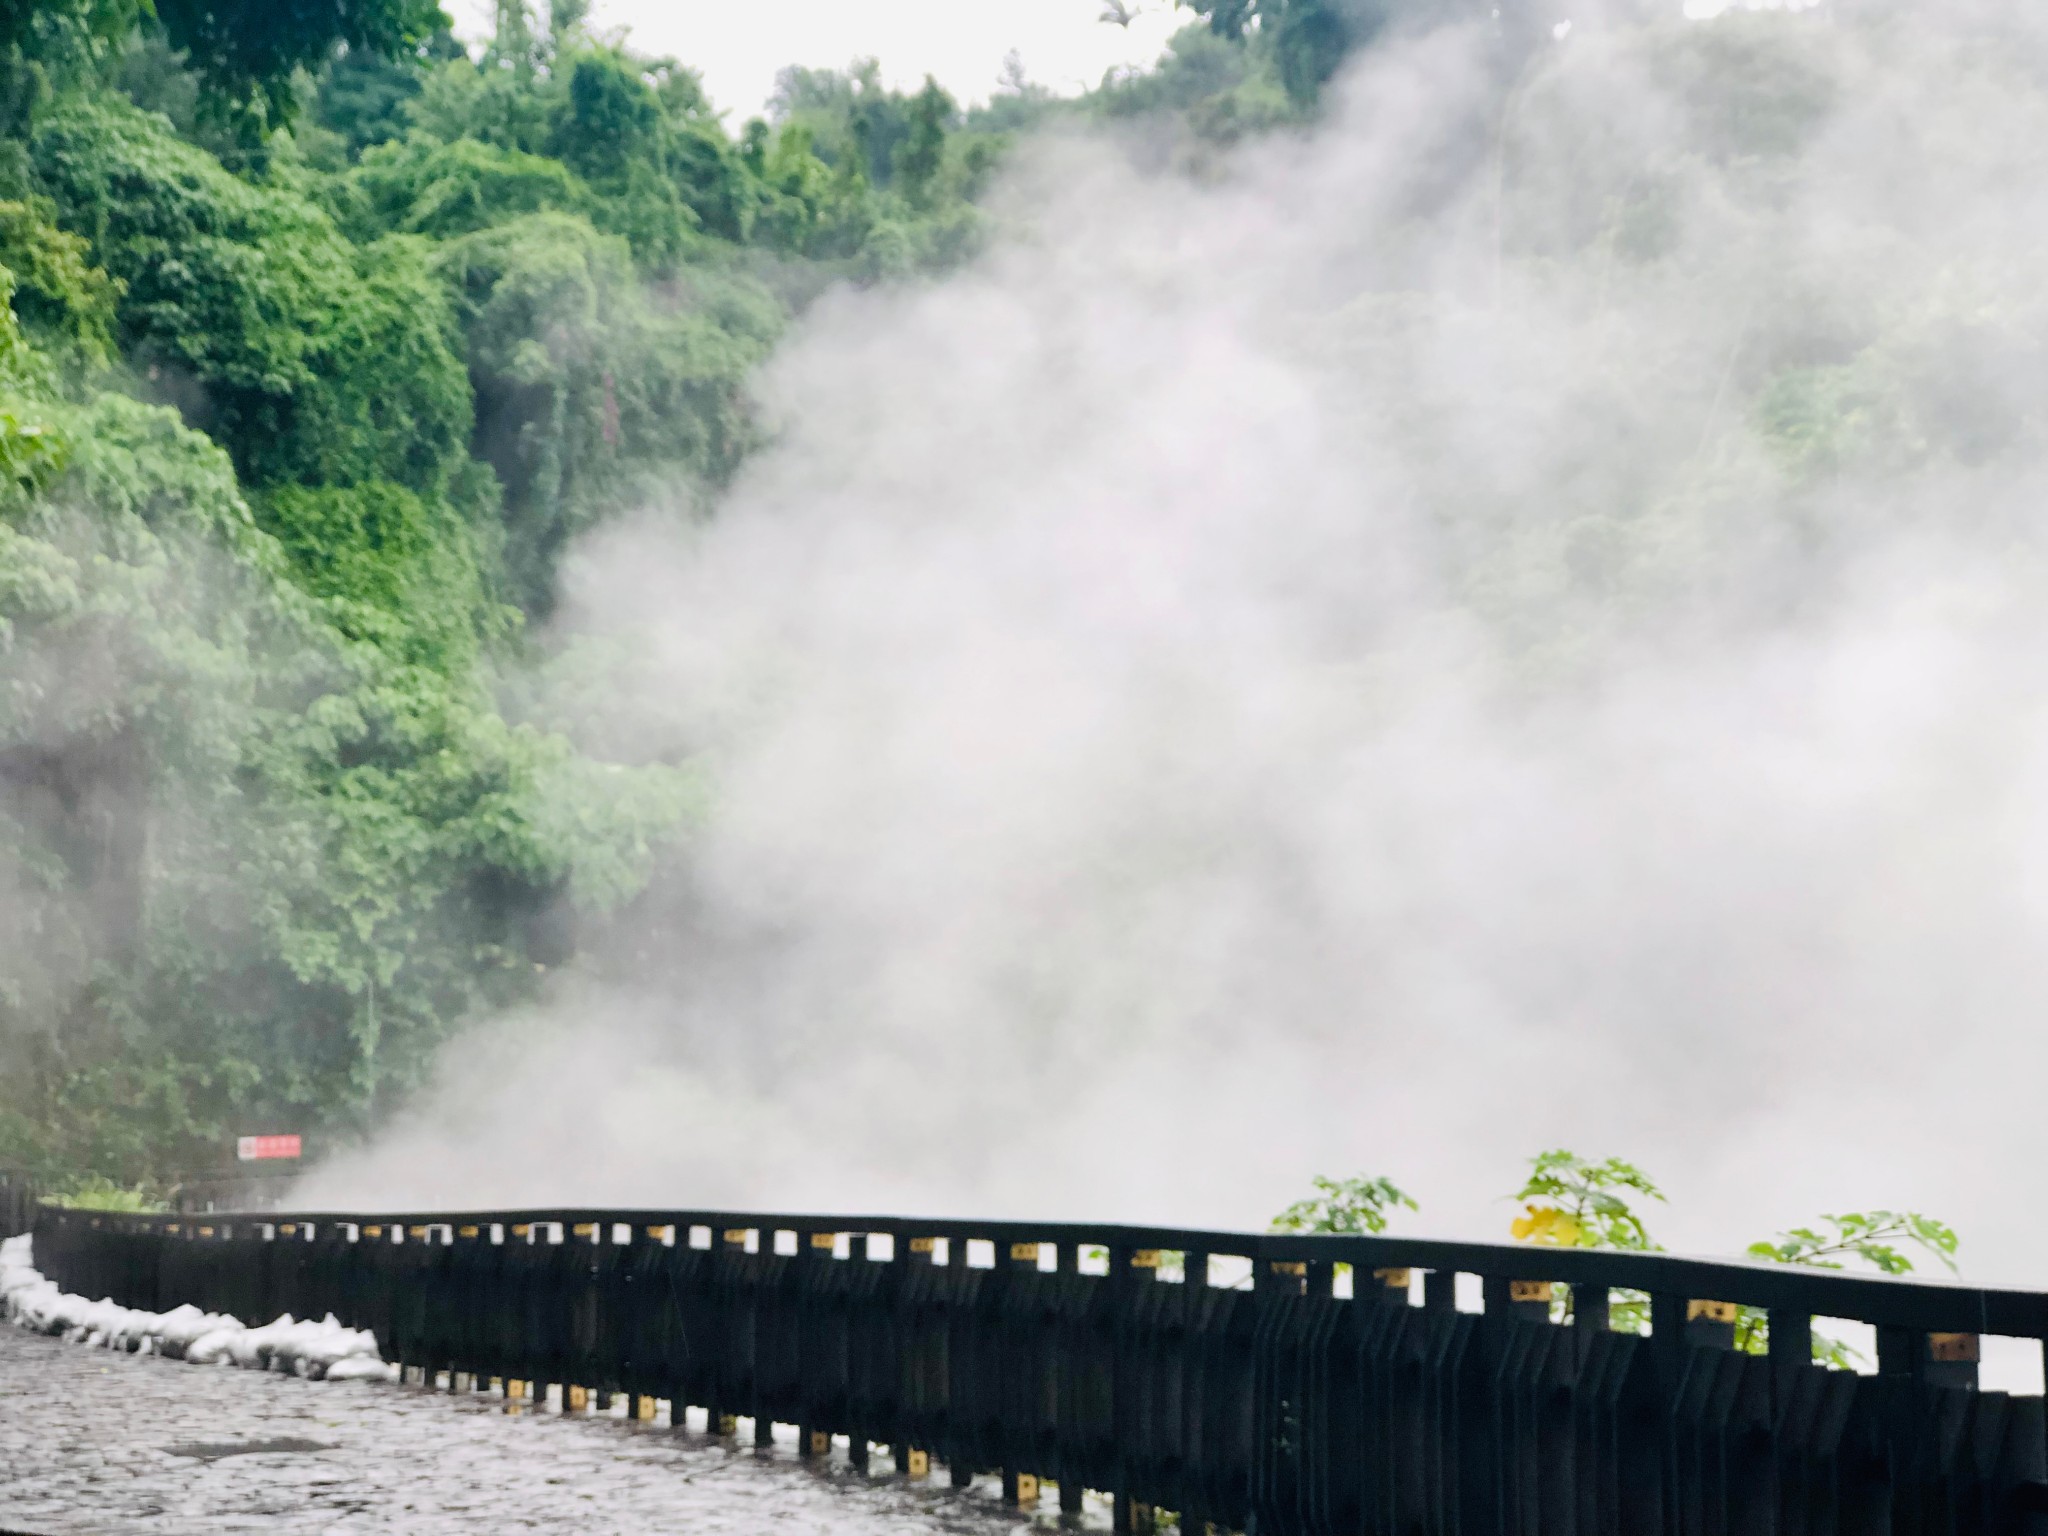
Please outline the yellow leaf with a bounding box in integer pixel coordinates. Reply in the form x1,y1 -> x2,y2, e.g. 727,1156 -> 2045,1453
1511,1206 -> 1581,1246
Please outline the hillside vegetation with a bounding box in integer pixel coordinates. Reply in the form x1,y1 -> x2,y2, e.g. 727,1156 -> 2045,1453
0,0 -> 2022,1191
0,0 -> 1075,1183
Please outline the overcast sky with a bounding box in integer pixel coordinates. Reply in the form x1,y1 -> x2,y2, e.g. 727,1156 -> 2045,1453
445,0 -> 1186,119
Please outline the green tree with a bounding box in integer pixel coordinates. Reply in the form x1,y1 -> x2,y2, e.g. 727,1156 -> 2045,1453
1175,0 -> 1555,104
46,1174 -> 166,1211
153,0 -> 446,119
434,210 -> 778,613
1747,1212 -> 1960,1276
0,0 -> 1059,1196
340,135 -> 594,241
312,25 -> 466,160
894,75 -> 955,207
0,197 -> 117,361
0,0 -> 447,126
551,49 -> 663,182
1508,1149 -> 1665,1251
1177,0 -> 1380,103
1272,1173 -> 1418,1234
0,0 -> 143,62
31,96 -> 471,493
546,49 -> 693,266
1507,1149 -> 1665,1331
1736,1213 -> 1961,1367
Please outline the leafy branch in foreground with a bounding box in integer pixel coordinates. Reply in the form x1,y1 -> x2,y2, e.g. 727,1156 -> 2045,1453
1509,1149 -> 1665,1252
1746,1212 -> 1959,1276
1271,1174 -> 1418,1235
45,1174 -> 166,1212
1506,1149 -> 1665,1331
1286,1152 -> 1960,1364
1736,1212 -> 1961,1367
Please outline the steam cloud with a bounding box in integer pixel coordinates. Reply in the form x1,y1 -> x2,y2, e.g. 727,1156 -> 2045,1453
307,0 -> 2048,1361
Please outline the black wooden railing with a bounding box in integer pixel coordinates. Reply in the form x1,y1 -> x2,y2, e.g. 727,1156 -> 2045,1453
31,1204 -> 2048,1534
0,1172 -> 37,1240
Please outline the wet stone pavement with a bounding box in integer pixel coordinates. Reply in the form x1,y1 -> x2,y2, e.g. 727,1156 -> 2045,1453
0,1327 -> 1109,1535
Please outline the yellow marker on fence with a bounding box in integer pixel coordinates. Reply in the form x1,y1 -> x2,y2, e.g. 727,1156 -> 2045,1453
906,1448 -> 930,1480
279,1224 -> 297,1237
717,1414 -> 738,1436
1374,1268 -> 1411,1289
809,1430 -> 832,1457
566,1386 -> 589,1412
909,1237 -> 937,1254
723,1229 -> 748,1246
506,1380 -> 525,1400
408,1226 -> 427,1239
198,1227 -> 215,1238
512,1224 -> 530,1238
1016,1473 -> 1040,1507
1511,1281 -> 1554,1304
1930,1333 -> 1981,1361
573,1223 -> 598,1239
646,1225 -> 674,1242
458,1225 -> 479,1239
636,1396 -> 657,1421
810,1232 -> 838,1250
362,1225 -> 382,1239
1270,1260 -> 1306,1277
1010,1243 -> 1041,1263
1131,1250 -> 1162,1269
1687,1299 -> 1736,1323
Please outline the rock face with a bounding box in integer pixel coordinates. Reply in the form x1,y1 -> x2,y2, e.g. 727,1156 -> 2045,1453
0,1232 -> 394,1380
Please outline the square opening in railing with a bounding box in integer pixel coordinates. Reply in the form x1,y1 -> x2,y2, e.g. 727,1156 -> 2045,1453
1078,1245 -> 1110,1277
689,1225 -> 711,1250
1983,1336 -> 2044,1394
967,1239 -> 995,1269
774,1230 -> 797,1256
1806,1317 -> 1878,1373
1210,1254 -> 1252,1290
611,1223 -> 631,1246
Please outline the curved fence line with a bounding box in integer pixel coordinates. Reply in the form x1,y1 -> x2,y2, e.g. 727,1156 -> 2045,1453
33,1203 -> 2048,1535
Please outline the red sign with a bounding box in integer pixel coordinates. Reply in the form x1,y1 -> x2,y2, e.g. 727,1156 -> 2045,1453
236,1134 -> 302,1162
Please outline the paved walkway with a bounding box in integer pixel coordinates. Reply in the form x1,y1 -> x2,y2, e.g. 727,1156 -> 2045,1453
0,1327 -> 1100,1534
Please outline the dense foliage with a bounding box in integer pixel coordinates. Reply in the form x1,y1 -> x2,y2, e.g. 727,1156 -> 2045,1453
1,0 -> 2032,1202
1283,1153 -> 1959,1368
0,1 -> 1023,1185
1271,1174 -> 1417,1235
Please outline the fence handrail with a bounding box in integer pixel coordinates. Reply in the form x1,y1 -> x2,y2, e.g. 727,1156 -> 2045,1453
36,1199 -> 2045,1532
48,1203 -> 2039,1340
